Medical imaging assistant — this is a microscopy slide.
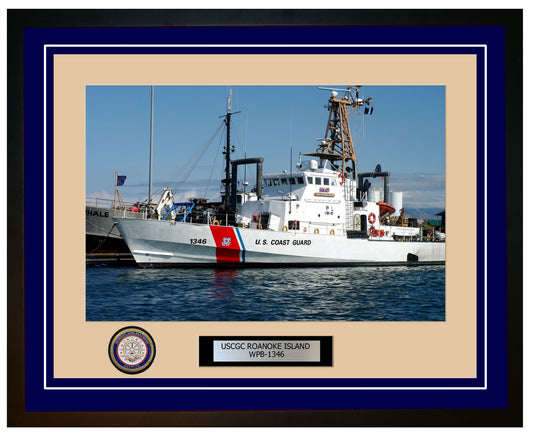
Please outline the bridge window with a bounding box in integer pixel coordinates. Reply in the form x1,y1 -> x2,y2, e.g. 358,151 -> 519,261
281,178 -> 288,185
289,177 -> 296,185
273,178 -> 280,186
297,176 -> 304,184
315,177 -> 322,185
324,178 -> 330,186
265,178 -> 272,186
307,176 -> 313,184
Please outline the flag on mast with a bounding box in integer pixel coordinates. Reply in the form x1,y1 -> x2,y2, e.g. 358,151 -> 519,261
117,175 -> 127,186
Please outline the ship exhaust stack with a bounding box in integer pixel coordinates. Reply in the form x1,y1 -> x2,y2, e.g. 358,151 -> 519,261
357,170 -> 390,203
230,157 -> 264,208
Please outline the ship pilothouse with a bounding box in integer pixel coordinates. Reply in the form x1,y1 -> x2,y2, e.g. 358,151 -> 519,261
235,159 -> 349,235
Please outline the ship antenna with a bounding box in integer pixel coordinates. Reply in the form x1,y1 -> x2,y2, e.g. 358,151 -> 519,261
289,105 -> 293,213
289,147 -> 293,214
221,88 -> 240,209
305,86 -> 373,179
148,85 -> 154,205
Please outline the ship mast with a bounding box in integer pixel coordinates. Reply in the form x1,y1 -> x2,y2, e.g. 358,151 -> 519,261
221,89 -> 240,208
306,86 -> 373,179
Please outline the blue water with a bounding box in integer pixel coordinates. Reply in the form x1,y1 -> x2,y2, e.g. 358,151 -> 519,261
86,265 -> 445,321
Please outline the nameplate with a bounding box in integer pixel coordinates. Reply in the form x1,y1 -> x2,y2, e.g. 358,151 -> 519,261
314,192 -> 335,197
199,336 -> 332,366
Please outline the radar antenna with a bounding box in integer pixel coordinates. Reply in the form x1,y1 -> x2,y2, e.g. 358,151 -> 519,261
306,86 -> 373,178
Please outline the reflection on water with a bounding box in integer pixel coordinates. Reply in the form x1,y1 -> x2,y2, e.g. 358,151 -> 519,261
86,265 -> 445,321
210,269 -> 237,300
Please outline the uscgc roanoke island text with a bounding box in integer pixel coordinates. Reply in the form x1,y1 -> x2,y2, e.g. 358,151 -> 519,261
220,342 -> 311,350
213,340 -> 320,362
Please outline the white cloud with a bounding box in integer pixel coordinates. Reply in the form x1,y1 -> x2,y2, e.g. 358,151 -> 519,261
390,173 -> 445,208
403,190 -> 445,209
390,173 -> 445,193
367,172 -> 445,209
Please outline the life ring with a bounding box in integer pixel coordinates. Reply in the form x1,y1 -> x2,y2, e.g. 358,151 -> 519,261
329,229 -> 335,235
282,226 -> 288,232
252,214 -> 260,223
314,228 -> 319,234
213,220 -> 220,226
338,173 -> 345,185
368,213 -> 376,224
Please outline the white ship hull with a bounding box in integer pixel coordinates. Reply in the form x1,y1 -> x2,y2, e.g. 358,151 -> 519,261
116,218 -> 445,267
86,206 -> 122,239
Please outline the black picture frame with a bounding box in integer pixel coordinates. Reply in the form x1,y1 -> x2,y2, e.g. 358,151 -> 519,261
7,9 -> 523,427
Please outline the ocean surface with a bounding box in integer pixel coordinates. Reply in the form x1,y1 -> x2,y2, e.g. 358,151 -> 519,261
86,265 -> 445,321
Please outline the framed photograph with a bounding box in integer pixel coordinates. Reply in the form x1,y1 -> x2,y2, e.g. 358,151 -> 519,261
7,9 -> 522,426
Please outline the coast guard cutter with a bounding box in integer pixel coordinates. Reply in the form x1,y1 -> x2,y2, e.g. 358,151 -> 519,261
115,87 -> 445,267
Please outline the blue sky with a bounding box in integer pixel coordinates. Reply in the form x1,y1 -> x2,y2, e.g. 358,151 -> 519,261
86,85 -> 445,209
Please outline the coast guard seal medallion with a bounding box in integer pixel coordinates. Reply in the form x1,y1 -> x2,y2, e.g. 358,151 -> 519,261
108,326 -> 156,374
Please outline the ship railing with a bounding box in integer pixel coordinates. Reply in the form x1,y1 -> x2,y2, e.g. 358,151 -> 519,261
387,222 -> 422,242
86,196 -> 142,211
115,206 -> 148,220
408,222 -> 421,241
86,197 -> 117,208
87,197 -> 159,220
343,178 -> 356,201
